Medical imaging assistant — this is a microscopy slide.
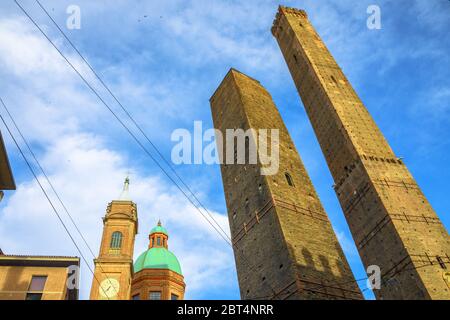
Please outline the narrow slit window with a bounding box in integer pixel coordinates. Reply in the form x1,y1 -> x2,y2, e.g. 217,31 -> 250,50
245,136 -> 250,163
234,142 -> 238,163
285,173 -> 294,187
437,256 -> 447,269
331,75 -> 338,85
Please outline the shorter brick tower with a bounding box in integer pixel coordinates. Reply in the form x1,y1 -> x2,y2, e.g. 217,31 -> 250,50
131,221 -> 185,300
90,178 -> 138,300
209,69 -> 362,300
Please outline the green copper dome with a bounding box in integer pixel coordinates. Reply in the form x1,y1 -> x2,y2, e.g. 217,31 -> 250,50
134,247 -> 182,275
150,224 -> 168,235
134,221 -> 182,275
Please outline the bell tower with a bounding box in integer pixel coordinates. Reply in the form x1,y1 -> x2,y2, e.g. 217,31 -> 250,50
90,177 -> 138,300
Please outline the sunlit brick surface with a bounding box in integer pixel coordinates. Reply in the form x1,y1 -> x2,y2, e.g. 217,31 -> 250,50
210,69 -> 362,300
272,6 -> 450,299
89,200 -> 138,300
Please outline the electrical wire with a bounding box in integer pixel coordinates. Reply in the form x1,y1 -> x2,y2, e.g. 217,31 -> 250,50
14,0 -> 278,297
0,96 -> 119,298
0,106 -> 110,300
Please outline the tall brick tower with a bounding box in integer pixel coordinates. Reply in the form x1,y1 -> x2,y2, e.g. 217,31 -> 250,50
272,6 -> 450,299
90,177 -> 138,300
209,69 -> 362,300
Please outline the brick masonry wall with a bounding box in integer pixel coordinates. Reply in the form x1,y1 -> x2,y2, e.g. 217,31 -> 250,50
90,200 -> 138,300
272,6 -> 450,299
210,69 -> 362,300
131,269 -> 185,300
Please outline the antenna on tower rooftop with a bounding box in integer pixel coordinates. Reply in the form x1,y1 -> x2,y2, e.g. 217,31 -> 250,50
118,175 -> 131,200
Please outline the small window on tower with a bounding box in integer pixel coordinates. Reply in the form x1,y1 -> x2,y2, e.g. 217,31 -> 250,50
132,294 -> 140,300
171,293 -> 179,300
157,237 -> 161,246
331,75 -> 338,85
285,173 -> 294,187
110,231 -> 123,249
149,291 -> 161,300
245,136 -> 250,162
437,256 -> 447,269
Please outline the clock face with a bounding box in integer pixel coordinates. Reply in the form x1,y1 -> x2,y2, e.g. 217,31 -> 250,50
99,278 -> 120,299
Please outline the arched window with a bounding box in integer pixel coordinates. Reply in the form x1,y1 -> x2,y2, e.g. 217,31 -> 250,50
110,231 -> 123,249
285,173 -> 294,187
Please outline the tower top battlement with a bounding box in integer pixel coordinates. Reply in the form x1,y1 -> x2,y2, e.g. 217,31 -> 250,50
271,6 -> 308,36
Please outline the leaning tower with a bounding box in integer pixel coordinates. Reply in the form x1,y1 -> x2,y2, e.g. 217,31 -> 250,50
209,68 -> 363,300
272,6 -> 450,299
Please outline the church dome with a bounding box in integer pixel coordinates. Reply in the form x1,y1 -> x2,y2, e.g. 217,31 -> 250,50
134,247 -> 182,275
150,224 -> 168,236
133,221 -> 182,275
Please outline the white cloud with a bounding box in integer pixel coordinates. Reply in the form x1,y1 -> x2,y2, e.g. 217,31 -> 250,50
336,231 -> 359,259
2,0 -> 447,302
0,129 -> 236,299
0,11 -> 237,300
157,0 -> 279,67
0,1 -> 377,300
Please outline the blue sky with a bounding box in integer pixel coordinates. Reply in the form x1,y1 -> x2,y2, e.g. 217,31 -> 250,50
0,0 -> 449,300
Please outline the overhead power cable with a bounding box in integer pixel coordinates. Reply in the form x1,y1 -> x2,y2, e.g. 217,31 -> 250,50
35,0 -> 232,245
0,96 -> 119,298
24,1 -> 445,302
14,0 -> 278,297
14,0 -> 227,246
0,100 -> 110,300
